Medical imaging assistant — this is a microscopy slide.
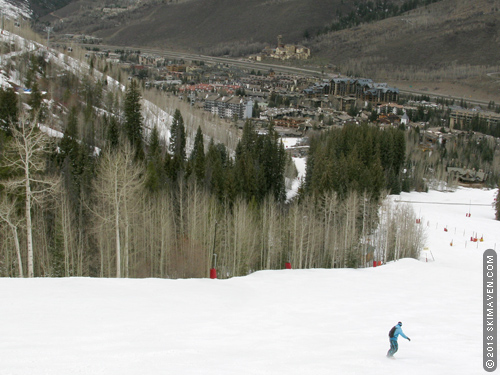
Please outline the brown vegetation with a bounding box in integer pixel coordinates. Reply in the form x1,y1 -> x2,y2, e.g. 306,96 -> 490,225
41,0 -> 344,51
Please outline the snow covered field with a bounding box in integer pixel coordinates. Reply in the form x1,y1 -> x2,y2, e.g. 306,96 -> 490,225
0,187 -> 496,375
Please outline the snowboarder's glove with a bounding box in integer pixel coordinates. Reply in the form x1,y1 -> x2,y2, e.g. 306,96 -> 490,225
408,337 -> 411,341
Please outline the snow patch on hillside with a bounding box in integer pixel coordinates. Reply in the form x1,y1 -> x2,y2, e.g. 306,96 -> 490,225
0,0 -> 32,20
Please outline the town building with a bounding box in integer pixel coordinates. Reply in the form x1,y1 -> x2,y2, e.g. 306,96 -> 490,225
303,78 -> 399,110
449,106 -> 500,129
259,35 -> 311,61
204,94 -> 253,120
446,167 -> 487,184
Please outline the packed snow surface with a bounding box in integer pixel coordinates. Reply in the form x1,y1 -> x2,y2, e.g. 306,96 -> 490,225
0,187 -> 497,375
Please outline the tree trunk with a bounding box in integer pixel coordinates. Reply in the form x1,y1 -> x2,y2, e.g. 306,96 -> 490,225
25,170 -> 34,278
115,174 -> 121,278
9,223 -> 23,277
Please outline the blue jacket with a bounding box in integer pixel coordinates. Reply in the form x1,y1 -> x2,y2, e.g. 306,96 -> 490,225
391,323 -> 408,341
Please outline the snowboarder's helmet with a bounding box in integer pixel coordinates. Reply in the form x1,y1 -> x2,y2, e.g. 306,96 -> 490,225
398,322 -> 402,326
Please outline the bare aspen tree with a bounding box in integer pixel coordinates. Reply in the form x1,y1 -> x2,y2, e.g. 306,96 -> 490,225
376,199 -> 393,263
2,116 -> 59,277
394,203 -> 426,259
293,195 -> 315,269
359,191 -> 379,267
158,194 -> 175,277
136,195 -> 160,277
287,199 -> 302,268
184,181 -> 211,277
260,195 -> 285,270
341,191 -> 360,267
0,195 -> 24,277
320,191 -> 339,268
304,213 -> 317,268
206,196 -> 220,278
92,142 -> 145,278
55,185 -> 78,276
298,201 -> 311,269
375,199 -> 424,263
231,197 -> 259,275
217,202 -> 232,278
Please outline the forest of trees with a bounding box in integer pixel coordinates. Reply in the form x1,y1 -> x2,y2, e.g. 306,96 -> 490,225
0,103 -> 423,279
0,36 -> 426,278
305,0 -> 442,39
305,124 -> 406,198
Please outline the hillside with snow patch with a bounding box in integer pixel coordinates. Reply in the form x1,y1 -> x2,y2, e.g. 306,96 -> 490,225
0,28 -> 174,146
0,0 -> 32,20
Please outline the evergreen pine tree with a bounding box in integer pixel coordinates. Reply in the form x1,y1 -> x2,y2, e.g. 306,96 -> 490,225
0,88 -> 19,136
169,109 -> 186,160
58,106 -> 80,167
106,115 -> 120,150
205,139 -> 227,201
167,109 -> 186,182
234,127 -> 259,202
145,125 -> 164,192
28,81 -> 43,119
392,128 -> 406,174
240,120 -> 257,153
189,126 -> 205,184
261,123 -> 286,203
124,80 -> 144,159
145,160 -> 160,192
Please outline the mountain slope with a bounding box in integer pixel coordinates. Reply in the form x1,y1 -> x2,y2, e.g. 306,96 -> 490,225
0,187 -> 497,374
311,0 -> 500,70
38,0 -> 360,52
307,0 -> 500,102
1,0 -> 32,19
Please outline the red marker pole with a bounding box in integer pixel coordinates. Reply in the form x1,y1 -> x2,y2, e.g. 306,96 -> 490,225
210,253 -> 217,279
210,267 -> 217,279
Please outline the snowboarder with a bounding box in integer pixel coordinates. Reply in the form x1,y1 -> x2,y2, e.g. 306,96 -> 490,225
387,321 -> 410,358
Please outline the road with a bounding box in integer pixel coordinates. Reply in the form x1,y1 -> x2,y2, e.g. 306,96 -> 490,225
397,88 -> 491,107
80,43 -> 324,78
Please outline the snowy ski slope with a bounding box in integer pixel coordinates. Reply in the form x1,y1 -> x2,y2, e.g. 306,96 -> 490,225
0,187 -> 497,374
